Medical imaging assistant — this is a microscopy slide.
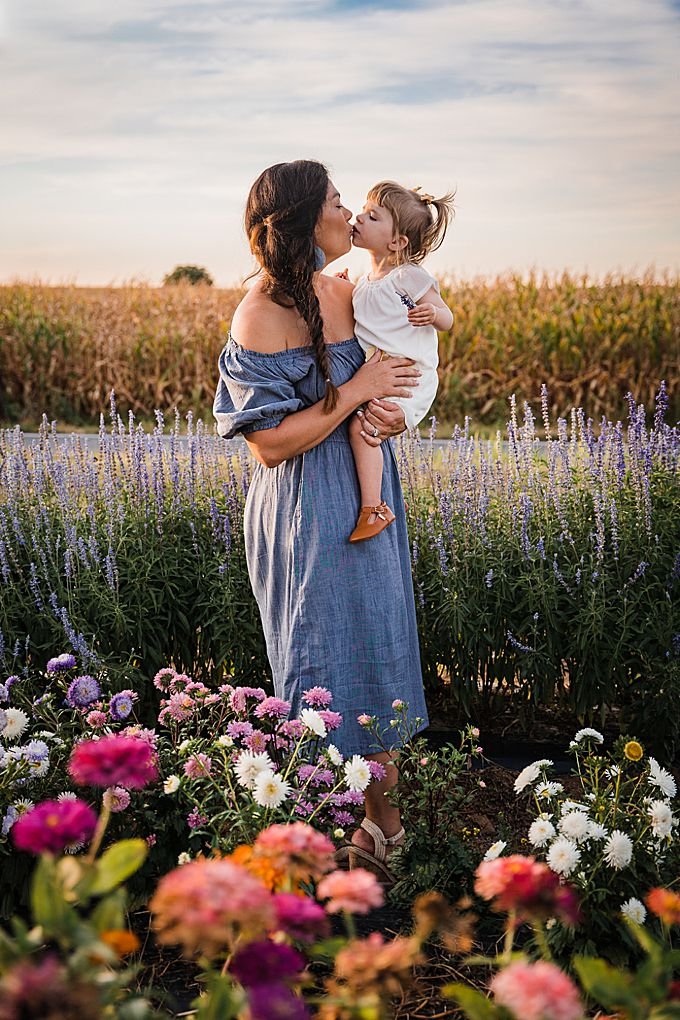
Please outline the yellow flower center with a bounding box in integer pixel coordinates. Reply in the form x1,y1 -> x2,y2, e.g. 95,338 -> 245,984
624,740 -> 643,761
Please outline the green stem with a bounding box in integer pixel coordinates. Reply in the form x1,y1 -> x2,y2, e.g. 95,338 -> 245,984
86,800 -> 111,862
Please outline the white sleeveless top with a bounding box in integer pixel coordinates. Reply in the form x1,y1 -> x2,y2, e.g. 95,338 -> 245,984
352,263 -> 440,428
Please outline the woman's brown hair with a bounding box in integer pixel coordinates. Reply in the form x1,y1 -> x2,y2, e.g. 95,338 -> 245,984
245,160 -> 339,412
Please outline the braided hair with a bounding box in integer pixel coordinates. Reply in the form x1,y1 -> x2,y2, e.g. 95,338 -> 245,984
245,160 -> 339,412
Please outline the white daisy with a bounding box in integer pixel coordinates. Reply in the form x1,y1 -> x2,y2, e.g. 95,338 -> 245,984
514,762 -> 542,794
1,708 -> 29,741
326,744 -> 343,766
573,727 -> 604,744
343,755 -> 371,792
528,818 -> 556,847
587,820 -> 608,840
535,781 -> 564,800
547,837 -> 581,876
648,800 -> 674,839
13,798 -> 34,816
558,811 -> 590,843
647,758 -> 677,800
299,708 -> 327,738
253,769 -> 291,809
483,840 -> 507,861
234,750 -> 274,790
603,830 -> 633,869
163,775 -> 180,794
621,897 -> 646,924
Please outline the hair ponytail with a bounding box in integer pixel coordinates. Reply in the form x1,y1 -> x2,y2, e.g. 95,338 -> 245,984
244,160 -> 339,413
421,190 -> 456,256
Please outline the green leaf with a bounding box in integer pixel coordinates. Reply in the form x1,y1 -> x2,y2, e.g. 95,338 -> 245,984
442,983 -> 499,1019
90,840 -> 148,896
90,888 -> 127,933
573,956 -> 639,1010
30,856 -> 78,937
193,973 -> 244,1020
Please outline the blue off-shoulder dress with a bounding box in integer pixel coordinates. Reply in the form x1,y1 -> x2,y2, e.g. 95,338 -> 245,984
213,334 -> 428,756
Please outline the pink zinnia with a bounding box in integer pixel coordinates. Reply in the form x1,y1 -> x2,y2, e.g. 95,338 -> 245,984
302,686 -> 333,708
12,798 -> 97,855
273,892 -> 330,942
183,753 -> 212,779
68,735 -> 158,789
253,822 -> 335,883
150,858 -> 275,958
490,961 -> 584,1020
475,855 -> 580,924
317,868 -> 384,914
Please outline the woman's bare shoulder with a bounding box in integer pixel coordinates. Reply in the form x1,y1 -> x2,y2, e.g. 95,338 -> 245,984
230,284 -> 303,353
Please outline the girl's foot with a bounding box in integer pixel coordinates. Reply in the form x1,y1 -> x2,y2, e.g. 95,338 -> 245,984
348,502 -> 396,543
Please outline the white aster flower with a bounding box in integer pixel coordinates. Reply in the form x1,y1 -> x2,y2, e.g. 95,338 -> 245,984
178,739 -> 191,753
558,811 -> 591,843
561,800 -> 589,815
535,781 -> 564,800
547,837 -> 581,876
483,840 -> 507,861
604,765 -> 621,779
528,818 -> 556,847
1,708 -> 30,741
57,791 -> 78,801
163,775 -> 180,794
216,734 -> 234,748
177,852 -> 191,865
621,897 -> 646,924
27,758 -> 49,779
573,727 -> 604,744
648,800 -> 674,838
299,708 -> 327,738
326,744 -> 343,766
603,830 -> 633,869
648,758 -> 677,800
333,828 -> 345,839
13,799 -> 34,816
587,820 -> 608,840
234,750 -> 274,790
532,759 -> 554,768
343,755 -> 371,792
514,763 -> 541,794
253,769 -> 291,808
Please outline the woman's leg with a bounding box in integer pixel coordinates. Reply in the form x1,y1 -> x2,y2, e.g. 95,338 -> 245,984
351,750 -> 403,853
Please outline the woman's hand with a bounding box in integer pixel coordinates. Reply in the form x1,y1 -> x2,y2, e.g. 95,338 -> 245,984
352,350 -> 420,405
357,400 -> 407,446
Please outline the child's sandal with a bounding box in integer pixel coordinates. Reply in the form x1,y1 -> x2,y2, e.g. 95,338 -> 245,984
348,502 -> 396,543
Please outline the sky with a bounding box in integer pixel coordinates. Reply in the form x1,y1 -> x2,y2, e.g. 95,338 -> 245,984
1,0 -> 679,287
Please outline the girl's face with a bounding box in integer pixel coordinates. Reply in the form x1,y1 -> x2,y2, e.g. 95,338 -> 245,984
352,200 -> 399,256
314,181 -> 353,264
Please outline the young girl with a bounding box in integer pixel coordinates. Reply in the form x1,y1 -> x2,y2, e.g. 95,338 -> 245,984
348,180 -> 455,542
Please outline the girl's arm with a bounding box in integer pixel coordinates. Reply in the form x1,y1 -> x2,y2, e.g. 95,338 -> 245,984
407,286 -> 454,331
244,354 -> 419,468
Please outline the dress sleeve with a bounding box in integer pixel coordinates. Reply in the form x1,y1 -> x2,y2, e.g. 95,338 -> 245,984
396,265 -> 440,303
212,342 -> 305,440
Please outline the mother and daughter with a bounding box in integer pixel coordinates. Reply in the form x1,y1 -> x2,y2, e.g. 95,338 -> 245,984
213,160 -> 454,882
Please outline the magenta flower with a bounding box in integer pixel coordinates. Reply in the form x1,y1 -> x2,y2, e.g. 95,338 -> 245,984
230,940 -> 305,988
183,753 -> 212,779
247,984 -> 310,1020
273,892 -> 329,943
187,807 -> 208,829
301,686 -> 333,708
68,735 -> 158,789
12,798 -> 97,855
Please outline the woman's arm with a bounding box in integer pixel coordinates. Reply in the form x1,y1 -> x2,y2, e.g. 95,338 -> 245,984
244,353 -> 420,468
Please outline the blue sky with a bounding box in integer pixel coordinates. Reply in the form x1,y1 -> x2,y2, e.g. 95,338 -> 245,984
1,0 -> 678,285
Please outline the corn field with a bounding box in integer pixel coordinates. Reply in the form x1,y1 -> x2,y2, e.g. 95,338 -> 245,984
0,271 -> 678,427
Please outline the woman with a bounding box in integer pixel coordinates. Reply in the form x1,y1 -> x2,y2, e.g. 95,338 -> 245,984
213,159 -> 429,881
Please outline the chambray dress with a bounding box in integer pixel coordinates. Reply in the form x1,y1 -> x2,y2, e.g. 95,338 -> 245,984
213,334 -> 429,755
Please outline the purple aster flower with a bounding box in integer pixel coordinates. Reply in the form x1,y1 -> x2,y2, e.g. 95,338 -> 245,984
46,653 -> 77,673
301,686 -> 333,708
66,675 -> 101,708
230,941 -> 305,988
331,809 -> 356,828
254,696 -> 291,720
108,689 -> 138,721
368,761 -> 387,781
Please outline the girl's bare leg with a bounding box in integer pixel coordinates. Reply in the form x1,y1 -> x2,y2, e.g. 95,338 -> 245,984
349,411 -> 384,506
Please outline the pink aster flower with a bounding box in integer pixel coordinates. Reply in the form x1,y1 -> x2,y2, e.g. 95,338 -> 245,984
255,697 -> 292,720
12,798 -> 97,855
123,725 -> 157,747
253,822 -> 335,883
302,686 -> 333,708
165,692 -> 195,722
183,753 -> 212,779
187,807 -> 208,829
153,667 -> 177,692
68,735 -> 158,789
317,868 -> 384,914
204,694 -> 221,705
150,857 -> 275,958
273,892 -> 330,942
490,961 -> 584,1020
229,687 -> 266,714
86,710 -> 107,728
319,710 -> 342,731
102,786 -> 131,813
368,761 -> 387,781
245,730 -> 272,753
357,714 -> 373,727
280,719 -> 305,740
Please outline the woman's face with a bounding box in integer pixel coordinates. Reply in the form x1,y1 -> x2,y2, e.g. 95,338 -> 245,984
314,181 -> 353,264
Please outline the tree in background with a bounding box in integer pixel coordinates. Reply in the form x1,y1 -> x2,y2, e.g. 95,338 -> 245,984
163,265 -> 214,286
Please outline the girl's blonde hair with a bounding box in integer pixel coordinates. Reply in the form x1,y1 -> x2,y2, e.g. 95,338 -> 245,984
367,181 -> 455,265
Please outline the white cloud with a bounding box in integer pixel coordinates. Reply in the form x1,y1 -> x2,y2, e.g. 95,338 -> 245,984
1,0 -> 678,283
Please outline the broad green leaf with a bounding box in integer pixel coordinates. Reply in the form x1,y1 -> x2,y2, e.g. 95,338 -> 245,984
90,888 -> 127,933
90,839 -> 148,896
573,956 -> 639,1010
30,856 -> 78,937
443,983 -> 499,1019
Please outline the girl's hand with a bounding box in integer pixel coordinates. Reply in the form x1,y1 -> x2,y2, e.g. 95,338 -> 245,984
334,268 -> 350,280
407,303 -> 436,326
353,350 -> 420,405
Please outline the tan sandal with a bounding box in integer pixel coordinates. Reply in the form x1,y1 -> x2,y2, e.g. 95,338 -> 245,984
348,502 -> 396,543
333,818 -> 405,886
